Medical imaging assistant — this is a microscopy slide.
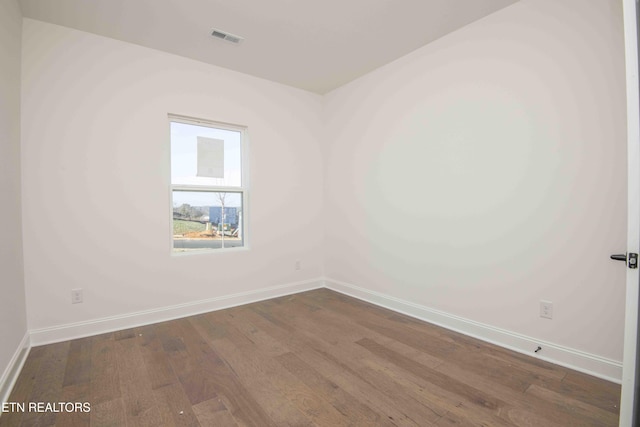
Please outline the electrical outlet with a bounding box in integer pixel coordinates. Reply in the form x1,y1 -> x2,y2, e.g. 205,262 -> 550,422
540,300 -> 553,319
71,288 -> 83,304
295,260 -> 301,271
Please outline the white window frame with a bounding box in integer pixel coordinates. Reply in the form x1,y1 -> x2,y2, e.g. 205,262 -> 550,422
169,114 -> 249,255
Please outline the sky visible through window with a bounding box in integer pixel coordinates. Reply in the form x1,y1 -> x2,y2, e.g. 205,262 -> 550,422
171,121 -> 242,208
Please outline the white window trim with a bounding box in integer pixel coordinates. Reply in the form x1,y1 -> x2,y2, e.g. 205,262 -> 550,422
169,114 -> 249,255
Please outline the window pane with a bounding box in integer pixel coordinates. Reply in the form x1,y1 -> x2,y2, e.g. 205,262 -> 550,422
170,121 -> 242,187
172,190 -> 244,252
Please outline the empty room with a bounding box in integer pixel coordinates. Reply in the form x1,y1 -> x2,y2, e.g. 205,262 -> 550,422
2,0 -> 640,425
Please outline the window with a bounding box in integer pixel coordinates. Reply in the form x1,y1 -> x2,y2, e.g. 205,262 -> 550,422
169,115 -> 247,253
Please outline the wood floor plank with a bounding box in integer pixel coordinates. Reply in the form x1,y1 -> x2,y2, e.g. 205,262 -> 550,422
54,382 -> 91,427
311,291 -> 539,391
191,398 -> 239,427
357,357 -> 515,427
152,383 -> 202,427
217,307 -> 291,357
190,314 -> 313,426
355,336 -> 567,427
210,336 -> 317,426
4,289 -> 621,427
155,320 -> 218,406
136,324 -> 178,391
249,298 -> 445,425
0,347 -> 45,427
356,337 -> 505,413
115,337 -> 164,426
242,302 -> 427,425
357,316 -> 535,393
188,314 -> 228,342
293,292 -> 445,369
89,334 -> 121,406
435,358 -> 574,426
90,398 -> 126,427
525,384 -> 619,426
548,370 -> 621,414
434,411 -> 483,426
205,310 -> 340,425
20,341 -> 71,427
275,351 -> 396,426
114,329 -> 137,341
308,290 -> 621,426
63,337 -> 93,388
161,317 -> 277,426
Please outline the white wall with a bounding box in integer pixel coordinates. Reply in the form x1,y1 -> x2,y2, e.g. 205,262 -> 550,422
21,19 -> 324,333
0,0 -> 28,384
324,0 -> 627,361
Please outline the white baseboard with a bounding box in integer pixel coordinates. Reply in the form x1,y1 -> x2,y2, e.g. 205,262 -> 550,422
324,277 -> 623,384
0,332 -> 30,406
30,278 -> 323,346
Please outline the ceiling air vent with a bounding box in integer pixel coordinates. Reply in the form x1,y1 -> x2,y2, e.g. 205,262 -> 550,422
211,29 -> 244,44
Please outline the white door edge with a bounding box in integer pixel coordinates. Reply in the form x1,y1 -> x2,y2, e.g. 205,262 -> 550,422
619,0 -> 640,425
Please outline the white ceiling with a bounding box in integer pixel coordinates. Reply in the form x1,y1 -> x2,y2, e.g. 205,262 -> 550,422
18,0 -> 518,94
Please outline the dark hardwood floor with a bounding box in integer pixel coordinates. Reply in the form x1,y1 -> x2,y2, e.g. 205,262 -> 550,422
0,288 -> 621,426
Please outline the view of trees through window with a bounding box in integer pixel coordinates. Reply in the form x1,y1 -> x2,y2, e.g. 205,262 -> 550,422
172,190 -> 243,250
